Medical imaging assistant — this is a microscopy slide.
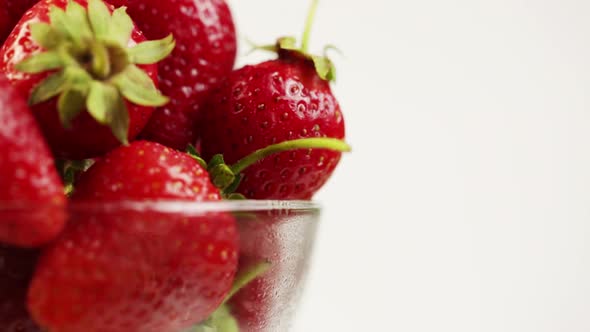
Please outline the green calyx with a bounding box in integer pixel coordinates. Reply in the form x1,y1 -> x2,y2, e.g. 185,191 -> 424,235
250,0 -> 338,82
55,159 -> 95,196
16,0 -> 175,143
187,138 -> 351,199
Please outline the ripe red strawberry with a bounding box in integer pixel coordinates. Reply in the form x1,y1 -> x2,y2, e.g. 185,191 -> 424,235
28,140 -> 239,332
228,216 -> 282,331
199,2 -> 346,200
0,0 -> 39,43
0,245 -> 42,332
0,0 -> 175,159
0,74 -> 66,247
107,0 -> 237,150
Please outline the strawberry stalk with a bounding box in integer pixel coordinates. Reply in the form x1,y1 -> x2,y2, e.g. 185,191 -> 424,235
231,138 -> 350,174
301,0 -> 319,53
223,261 -> 272,303
190,138 -> 351,198
252,0 -> 336,81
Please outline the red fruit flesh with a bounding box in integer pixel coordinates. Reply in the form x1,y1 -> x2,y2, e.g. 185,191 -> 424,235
28,141 -> 239,332
108,0 -> 237,150
200,58 -> 346,199
29,207 -> 238,332
0,0 -> 158,159
0,74 -> 65,247
229,217 -> 281,331
0,245 -> 41,332
72,141 -> 222,201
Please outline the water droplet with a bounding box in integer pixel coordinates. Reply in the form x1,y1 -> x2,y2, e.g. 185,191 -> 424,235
297,103 -> 306,113
234,103 -> 244,114
317,156 -> 325,167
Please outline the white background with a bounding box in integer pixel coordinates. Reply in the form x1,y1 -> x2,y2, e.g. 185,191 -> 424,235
227,1 -> 590,331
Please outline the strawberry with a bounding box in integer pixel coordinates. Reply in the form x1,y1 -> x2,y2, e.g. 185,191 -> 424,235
0,0 -> 38,43
27,141 -> 239,332
228,216 -> 282,331
199,0 -> 346,199
107,0 -> 237,150
227,209 -> 320,331
0,245 -> 42,332
0,0 -> 175,159
0,74 -> 66,247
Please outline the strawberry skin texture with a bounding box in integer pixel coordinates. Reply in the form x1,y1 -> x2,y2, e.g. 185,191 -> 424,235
28,141 -> 239,332
200,58 -> 346,199
229,217 -> 282,331
0,74 -> 66,247
0,245 -> 42,332
107,0 -> 237,150
0,0 -> 158,159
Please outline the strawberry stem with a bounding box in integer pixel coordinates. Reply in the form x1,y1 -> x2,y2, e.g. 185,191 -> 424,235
223,261 -> 272,304
301,0 -> 319,53
230,138 -> 351,175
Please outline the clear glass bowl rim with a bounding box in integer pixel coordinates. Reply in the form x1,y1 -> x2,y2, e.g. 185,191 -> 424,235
0,200 -> 321,213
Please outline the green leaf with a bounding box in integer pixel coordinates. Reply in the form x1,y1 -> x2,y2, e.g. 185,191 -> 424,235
49,4 -> 86,48
192,325 -> 217,332
223,174 -> 243,196
243,37 -> 277,55
57,87 -> 86,128
65,1 -> 93,42
63,65 -> 93,86
109,95 -> 129,144
186,144 -> 208,169
226,193 -> 246,200
87,81 -> 129,143
86,81 -> 118,124
108,7 -> 134,46
208,305 -> 239,332
209,163 -> 235,191
15,51 -> 64,73
193,305 -> 239,332
48,5 -> 70,39
29,71 -> 67,105
186,144 -> 200,157
112,65 -> 169,106
128,34 -> 176,64
311,55 -> 336,81
208,154 -> 225,169
323,44 -> 344,57
87,0 -> 111,39
29,23 -> 61,49
278,36 -> 298,50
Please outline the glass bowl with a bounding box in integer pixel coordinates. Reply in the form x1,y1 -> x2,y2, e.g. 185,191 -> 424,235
0,200 -> 321,332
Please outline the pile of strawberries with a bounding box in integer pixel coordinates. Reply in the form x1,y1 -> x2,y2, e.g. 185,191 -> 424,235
0,0 -> 348,331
